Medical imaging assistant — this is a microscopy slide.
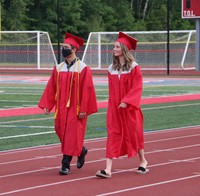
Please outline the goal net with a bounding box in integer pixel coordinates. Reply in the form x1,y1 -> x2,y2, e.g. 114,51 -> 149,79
82,30 -> 196,70
0,31 -> 57,69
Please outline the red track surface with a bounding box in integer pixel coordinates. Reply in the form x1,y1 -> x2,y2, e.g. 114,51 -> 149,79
0,126 -> 200,196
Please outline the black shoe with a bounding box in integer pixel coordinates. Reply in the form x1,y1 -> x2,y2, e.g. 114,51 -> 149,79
77,146 -> 88,169
59,166 -> 70,175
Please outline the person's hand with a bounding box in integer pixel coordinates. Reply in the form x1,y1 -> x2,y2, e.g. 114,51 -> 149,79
118,102 -> 127,108
44,108 -> 50,115
78,112 -> 86,119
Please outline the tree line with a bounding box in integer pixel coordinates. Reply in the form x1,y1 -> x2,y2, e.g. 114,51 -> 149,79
1,0 -> 195,42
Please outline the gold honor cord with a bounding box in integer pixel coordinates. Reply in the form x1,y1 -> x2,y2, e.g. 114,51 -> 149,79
54,62 -> 65,119
54,60 -> 80,118
66,63 -> 75,108
66,60 -> 80,115
76,61 -> 80,115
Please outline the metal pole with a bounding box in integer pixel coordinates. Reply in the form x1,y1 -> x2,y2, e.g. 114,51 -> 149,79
98,33 -> 101,69
0,1 -> 2,40
167,0 -> 170,75
196,19 -> 200,71
57,0 -> 61,64
37,31 -> 41,69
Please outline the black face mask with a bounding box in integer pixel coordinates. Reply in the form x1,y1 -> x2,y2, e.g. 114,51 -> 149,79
62,48 -> 72,57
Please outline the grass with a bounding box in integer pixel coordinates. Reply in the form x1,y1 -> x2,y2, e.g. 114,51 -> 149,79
0,78 -> 200,151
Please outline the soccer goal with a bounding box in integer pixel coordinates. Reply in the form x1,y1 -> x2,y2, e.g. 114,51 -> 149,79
82,30 -> 196,70
0,31 -> 57,69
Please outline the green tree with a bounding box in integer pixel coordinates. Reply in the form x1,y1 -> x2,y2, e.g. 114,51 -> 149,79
80,0 -> 105,33
108,0 -> 135,31
146,2 -> 167,30
169,0 -> 195,30
27,0 -> 59,41
2,0 -> 33,30
1,0 -> 196,42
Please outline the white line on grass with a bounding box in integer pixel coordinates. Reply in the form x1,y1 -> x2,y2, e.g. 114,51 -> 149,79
142,102 -> 200,110
1,128 -> 199,141
0,100 -> 36,103
1,101 -> 200,122
0,125 -> 199,154
0,117 -> 53,124
0,131 -> 54,140
0,125 -> 53,128
0,92 -> 42,95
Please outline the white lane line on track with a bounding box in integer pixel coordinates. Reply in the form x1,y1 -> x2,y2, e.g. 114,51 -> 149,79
0,144 -> 200,178
0,132 -> 200,165
146,133 -> 200,143
0,138 -> 107,155
0,157 -> 199,196
1,143 -> 200,166
1,132 -> 200,164
96,174 -> 200,196
1,142 -> 200,166
0,125 -> 200,155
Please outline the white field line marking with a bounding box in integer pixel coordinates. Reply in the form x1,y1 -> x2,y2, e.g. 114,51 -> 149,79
0,157 -> 199,196
142,102 -> 200,110
0,86 -> 43,89
0,100 -> 36,103
0,92 -> 41,95
0,125 -> 53,128
0,125 -> 199,155
0,101 -> 199,120
0,117 -> 53,124
0,131 -> 54,140
142,93 -> 200,98
0,106 -> 39,111
96,174 -> 200,196
0,144 -> 200,178
2,130 -> 198,141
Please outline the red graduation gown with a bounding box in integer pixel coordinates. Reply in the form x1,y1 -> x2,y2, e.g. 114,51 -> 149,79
38,60 -> 97,156
106,62 -> 144,158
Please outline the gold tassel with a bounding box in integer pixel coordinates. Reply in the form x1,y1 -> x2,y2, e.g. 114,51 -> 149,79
77,105 -> 80,115
66,99 -> 70,108
54,110 -> 58,119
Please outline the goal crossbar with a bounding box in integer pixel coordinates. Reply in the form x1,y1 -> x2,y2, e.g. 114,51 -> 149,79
0,31 -> 57,69
82,30 -> 196,70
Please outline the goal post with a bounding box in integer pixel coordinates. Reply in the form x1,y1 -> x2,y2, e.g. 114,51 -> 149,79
0,31 -> 57,69
82,30 -> 196,70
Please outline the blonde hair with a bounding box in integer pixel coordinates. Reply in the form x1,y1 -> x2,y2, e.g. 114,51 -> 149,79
112,43 -> 135,71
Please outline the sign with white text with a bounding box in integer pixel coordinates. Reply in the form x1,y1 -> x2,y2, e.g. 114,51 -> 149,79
182,0 -> 200,19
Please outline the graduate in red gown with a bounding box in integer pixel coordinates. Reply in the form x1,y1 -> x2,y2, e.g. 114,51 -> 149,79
96,32 -> 149,178
38,33 -> 97,175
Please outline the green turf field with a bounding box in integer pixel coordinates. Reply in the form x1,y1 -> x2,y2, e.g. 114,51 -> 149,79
0,80 -> 200,151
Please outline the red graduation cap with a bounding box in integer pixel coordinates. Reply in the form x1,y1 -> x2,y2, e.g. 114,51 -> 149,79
116,32 -> 137,50
63,32 -> 84,50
